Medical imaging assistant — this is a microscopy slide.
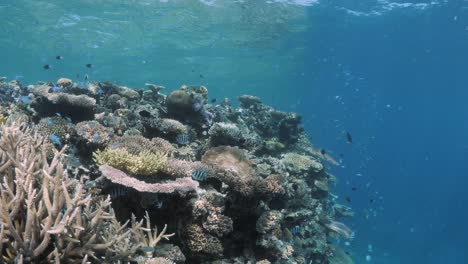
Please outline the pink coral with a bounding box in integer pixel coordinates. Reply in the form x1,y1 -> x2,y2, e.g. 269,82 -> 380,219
99,165 -> 198,193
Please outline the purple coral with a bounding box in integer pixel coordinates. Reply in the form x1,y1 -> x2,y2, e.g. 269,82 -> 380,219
193,94 -> 214,126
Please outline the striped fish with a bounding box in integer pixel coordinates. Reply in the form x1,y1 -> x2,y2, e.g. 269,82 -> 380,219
176,134 -> 189,145
109,186 -> 128,199
291,225 -> 302,235
191,170 -> 208,181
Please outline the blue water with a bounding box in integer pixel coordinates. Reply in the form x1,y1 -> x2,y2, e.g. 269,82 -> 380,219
1,0 -> 467,263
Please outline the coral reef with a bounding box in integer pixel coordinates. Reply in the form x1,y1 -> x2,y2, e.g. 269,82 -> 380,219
0,79 -> 354,263
0,124 -> 172,263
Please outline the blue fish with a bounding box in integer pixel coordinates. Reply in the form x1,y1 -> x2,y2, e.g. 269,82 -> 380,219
191,170 -> 208,181
55,112 -> 61,117
291,225 -> 302,235
50,85 -> 61,92
65,117 -> 72,123
176,134 -> 189,145
20,96 -> 32,105
92,135 -> 102,143
47,119 -> 54,125
49,134 -> 62,148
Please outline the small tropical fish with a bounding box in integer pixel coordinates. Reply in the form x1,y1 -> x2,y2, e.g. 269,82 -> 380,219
55,112 -> 61,117
49,134 -> 62,147
43,64 -> 52,70
84,74 -> 89,80
20,96 -> 32,105
56,55 -> 64,60
199,74 -> 204,78
109,186 -> 127,198
50,85 -> 61,92
176,134 -> 189,145
369,198 -> 375,203
65,116 -> 72,123
211,98 -> 217,103
191,170 -> 208,181
86,63 -> 93,68
346,131 -> 353,143
351,187 -> 357,191
0,116 -> 6,125
47,119 -> 54,125
320,149 -> 326,155
92,135 -> 102,143
291,225 -> 302,235
345,196 -> 352,203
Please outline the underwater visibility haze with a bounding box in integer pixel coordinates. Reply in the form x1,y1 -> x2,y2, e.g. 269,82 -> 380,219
0,0 -> 467,263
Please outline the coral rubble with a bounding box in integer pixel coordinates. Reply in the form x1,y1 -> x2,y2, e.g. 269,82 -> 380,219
0,77 -> 354,263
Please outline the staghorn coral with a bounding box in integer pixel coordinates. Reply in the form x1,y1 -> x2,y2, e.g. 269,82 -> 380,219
131,211 -> 175,251
99,165 -> 199,193
94,148 -> 167,176
0,124 -> 139,263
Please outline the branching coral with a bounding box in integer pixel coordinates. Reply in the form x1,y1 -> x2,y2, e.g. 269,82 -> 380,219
94,148 -> 167,176
0,124 -> 138,263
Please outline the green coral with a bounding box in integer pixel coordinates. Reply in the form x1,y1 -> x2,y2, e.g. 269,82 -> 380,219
264,140 -> 285,152
94,148 -> 167,176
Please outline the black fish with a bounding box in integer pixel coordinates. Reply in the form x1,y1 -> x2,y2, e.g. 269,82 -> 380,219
351,187 -> 358,191
345,196 -> 352,203
370,198 -> 375,203
86,63 -> 93,68
56,55 -> 64,60
43,64 -> 52,70
84,74 -> 89,80
346,131 -> 353,143
345,251 -> 350,255
320,149 -> 326,155
211,98 -> 217,103
199,74 -> 204,78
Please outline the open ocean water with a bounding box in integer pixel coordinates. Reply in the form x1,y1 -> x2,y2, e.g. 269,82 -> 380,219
1,0 -> 467,263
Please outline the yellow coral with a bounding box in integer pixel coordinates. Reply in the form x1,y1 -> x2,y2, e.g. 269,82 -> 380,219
282,152 -> 314,171
94,148 -> 167,176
